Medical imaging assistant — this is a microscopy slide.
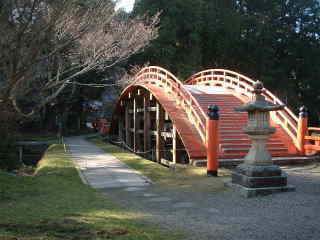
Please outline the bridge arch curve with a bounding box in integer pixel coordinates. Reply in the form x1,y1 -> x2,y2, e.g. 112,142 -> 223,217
110,66 -> 300,166
111,67 -> 207,165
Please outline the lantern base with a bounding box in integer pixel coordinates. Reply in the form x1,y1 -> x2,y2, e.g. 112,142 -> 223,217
231,164 -> 295,197
227,181 -> 295,198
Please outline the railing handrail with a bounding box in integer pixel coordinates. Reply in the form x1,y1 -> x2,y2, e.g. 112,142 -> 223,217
185,69 -> 300,149
308,127 -> 320,132
304,131 -> 320,154
126,66 -> 208,143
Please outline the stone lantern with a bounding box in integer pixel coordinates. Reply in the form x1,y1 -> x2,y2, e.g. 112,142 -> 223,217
231,81 -> 295,197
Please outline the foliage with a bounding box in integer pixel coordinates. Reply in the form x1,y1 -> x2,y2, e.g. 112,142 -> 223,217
0,144 -> 184,240
131,0 -> 320,122
0,0 -> 159,169
0,0 -> 159,117
132,0 -> 204,79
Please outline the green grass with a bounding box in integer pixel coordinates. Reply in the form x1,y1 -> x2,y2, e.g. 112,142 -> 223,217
89,138 -> 230,192
0,144 -> 184,240
17,127 -> 95,143
17,134 -> 59,144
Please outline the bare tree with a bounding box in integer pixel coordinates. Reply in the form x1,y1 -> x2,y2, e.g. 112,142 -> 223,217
0,0 -> 159,117
117,63 -> 151,88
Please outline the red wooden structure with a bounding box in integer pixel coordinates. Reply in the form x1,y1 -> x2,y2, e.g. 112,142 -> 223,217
110,66 -> 318,167
92,119 -> 111,136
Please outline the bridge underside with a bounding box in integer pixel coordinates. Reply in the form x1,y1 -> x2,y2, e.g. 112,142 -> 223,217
111,80 -> 299,167
111,85 -> 199,166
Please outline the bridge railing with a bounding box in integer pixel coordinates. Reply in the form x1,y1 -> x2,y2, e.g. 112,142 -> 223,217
131,66 -> 208,142
186,69 -> 300,150
304,127 -> 320,153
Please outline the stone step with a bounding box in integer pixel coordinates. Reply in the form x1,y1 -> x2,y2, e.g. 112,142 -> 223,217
220,130 -> 245,134
220,138 -> 283,144
199,103 -> 242,106
217,151 -> 294,160
220,124 -> 246,127
220,127 -> 244,130
199,104 -> 242,107
220,115 -> 247,118
191,156 -> 319,167
195,96 -> 240,100
219,124 -> 247,127
220,118 -> 248,122
222,147 -> 288,153
209,111 -> 246,115
221,119 -> 247,122
221,143 -> 286,148
220,134 -> 250,139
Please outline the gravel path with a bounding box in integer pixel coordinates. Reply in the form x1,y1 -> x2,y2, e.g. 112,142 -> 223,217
101,165 -> 320,240
66,137 -> 320,240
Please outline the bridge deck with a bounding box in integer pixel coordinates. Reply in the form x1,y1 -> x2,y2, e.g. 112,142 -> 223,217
185,85 -> 299,159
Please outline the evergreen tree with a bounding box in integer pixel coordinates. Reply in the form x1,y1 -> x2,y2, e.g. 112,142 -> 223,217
133,0 -> 204,78
236,0 -> 320,121
131,0 -> 320,121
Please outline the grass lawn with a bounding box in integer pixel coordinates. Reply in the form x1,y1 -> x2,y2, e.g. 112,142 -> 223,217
17,128 -> 96,144
89,137 -> 230,192
17,133 -> 60,144
0,144 -> 184,240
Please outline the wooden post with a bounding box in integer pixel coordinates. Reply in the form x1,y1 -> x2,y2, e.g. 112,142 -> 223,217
118,118 -> 124,142
172,124 -> 181,164
19,146 -> 23,163
133,97 -> 138,152
156,102 -> 164,163
78,117 -> 81,130
206,104 -> 219,177
297,106 -> 308,155
144,94 -> 151,157
125,104 -> 131,149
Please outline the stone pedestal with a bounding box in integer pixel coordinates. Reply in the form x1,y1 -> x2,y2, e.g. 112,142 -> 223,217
231,164 -> 295,197
231,80 -> 295,197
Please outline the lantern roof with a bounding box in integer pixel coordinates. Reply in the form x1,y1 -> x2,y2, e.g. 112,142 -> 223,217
235,81 -> 285,112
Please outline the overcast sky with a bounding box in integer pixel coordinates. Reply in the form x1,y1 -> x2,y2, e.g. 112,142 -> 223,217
115,0 -> 135,12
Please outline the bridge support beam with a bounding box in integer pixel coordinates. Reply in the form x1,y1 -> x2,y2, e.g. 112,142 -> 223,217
172,125 -> 183,164
125,103 -> 132,150
133,97 -> 138,152
156,102 -> 165,163
144,93 -> 151,158
118,118 -> 124,142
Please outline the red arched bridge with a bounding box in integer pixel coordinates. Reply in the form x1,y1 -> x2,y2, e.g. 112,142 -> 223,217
109,66 -> 320,167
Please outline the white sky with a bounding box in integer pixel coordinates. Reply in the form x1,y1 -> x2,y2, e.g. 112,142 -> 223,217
115,0 -> 135,12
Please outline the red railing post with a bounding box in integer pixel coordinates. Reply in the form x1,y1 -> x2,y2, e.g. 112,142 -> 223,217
99,119 -> 109,136
206,105 -> 219,177
297,106 -> 308,155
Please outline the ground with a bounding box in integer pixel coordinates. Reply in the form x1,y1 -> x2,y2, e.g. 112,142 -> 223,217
88,138 -> 320,240
1,136 -> 320,240
101,164 -> 320,240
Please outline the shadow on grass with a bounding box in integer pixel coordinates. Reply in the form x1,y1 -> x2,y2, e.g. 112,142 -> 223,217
0,145 -> 183,240
0,219 -> 130,240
